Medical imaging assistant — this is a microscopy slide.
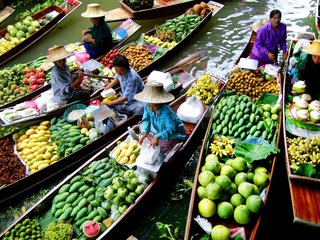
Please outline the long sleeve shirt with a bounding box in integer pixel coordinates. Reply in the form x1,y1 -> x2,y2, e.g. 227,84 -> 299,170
141,104 -> 186,141
51,64 -> 74,102
116,67 -> 144,102
251,22 -> 287,65
89,21 -> 113,52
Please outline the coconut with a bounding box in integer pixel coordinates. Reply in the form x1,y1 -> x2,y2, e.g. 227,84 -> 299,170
7,25 -> 15,32
11,37 -> 20,46
308,100 -> 320,112
28,26 -> 36,34
9,28 -> 17,37
23,18 -> 31,27
292,80 -> 306,93
5,33 -> 12,41
15,22 -> 22,31
296,109 -> 309,122
16,30 -> 26,40
294,97 -> 308,110
310,110 -> 320,123
31,21 -> 40,29
301,93 -> 312,102
292,96 -> 301,103
26,16 -> 33,22
193,4 -> 202,14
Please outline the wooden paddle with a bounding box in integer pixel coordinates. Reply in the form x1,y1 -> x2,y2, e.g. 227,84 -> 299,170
163,51 -> 207,72
83,73 -> 114,80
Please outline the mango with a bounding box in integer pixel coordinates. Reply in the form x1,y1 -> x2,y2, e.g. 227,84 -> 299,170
40,120 -> 50,126
26,129 -> 35,135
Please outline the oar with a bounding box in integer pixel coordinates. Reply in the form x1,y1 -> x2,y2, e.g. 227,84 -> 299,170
163,51 -> 207,72
83,73 -> 114,80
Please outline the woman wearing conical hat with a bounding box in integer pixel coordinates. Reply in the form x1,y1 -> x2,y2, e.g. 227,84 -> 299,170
135,82 -> 186,154
45,45 -> 91,103
81,3 -> 112,58
292,40 -> 320,99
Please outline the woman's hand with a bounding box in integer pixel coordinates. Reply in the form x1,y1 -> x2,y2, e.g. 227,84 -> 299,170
150,137 -> 159,148
82,30 -> 88,36
268,52 -> 275,62
139,133 -> 148,144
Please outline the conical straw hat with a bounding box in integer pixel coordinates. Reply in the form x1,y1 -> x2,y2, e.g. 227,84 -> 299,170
44,45 -> 73,63
134,82 -> 175,104
252,18 -> 269,33
302,40 -> 320,56
81,3 -> 107,18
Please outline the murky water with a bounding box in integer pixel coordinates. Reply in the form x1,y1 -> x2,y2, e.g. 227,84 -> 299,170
0,0 -> 317,238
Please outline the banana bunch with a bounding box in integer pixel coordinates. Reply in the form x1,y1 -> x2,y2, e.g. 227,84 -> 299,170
0,41 -> 15,55
102,94 -> 118,103
187,74 -> 221,105
65,43 -> 83,52
210,135 -> 235,157
144,35 -> 177,49
113,139 -> 141,165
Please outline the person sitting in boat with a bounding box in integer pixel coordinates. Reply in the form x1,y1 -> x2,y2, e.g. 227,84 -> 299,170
46,45 -> 91,103
81,3 -> 113,59
290,40 -> 320,99
250,9 -> 288,66
103,55 -> 145,115
135,82 -> 186,154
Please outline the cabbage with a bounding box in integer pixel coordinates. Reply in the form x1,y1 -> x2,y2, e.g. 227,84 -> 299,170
296,109 -> 309,122
308,100 -> 320,112
310,110 -> 320,123
294,97 -> 308,110
292,80 -> 306,93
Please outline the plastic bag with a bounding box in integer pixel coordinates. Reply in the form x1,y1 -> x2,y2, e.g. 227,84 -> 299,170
137,138 -> 161,165
177,96 -> 204,123
147,70 -> 173,92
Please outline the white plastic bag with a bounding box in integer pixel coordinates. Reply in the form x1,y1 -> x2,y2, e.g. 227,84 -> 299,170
147,70 -> 173,92
137,138 -> 161,165
177,96 -> 204,123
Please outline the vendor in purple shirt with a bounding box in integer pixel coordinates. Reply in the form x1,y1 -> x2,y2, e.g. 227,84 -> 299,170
250,9 -> 288,66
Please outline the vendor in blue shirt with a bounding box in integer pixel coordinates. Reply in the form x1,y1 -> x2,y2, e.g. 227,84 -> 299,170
103,55 -> 145,115
81,3 -> 113,59
135,82 -> 186,154
46,45 -> 91,103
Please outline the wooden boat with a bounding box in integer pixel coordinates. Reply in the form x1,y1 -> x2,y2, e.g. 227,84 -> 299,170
105,0 -> 201,22
0,6 -> 15,24
316,0 -> 320,36
0,62 -> 199,205
282,38 -> 320,230
184,32 -> 283,239
0,2 -> 83,67
115,1 -> 224,78
0,19 -> 141,111
0,77 -> 227,238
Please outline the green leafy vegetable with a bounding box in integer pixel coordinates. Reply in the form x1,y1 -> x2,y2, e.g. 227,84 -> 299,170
156,222 -> 180,240
235,141 -> 279,163
170,178 -> 193,200
295,163 -> 317,177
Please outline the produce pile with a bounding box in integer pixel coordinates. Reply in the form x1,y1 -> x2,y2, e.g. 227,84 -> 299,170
287,136 -> 320,178
0,136 -> 27,185
288,81 -> 320,123
123,45 -> 153,71
50,157 -> 147,236
1,16 -> 43,55
186,74 -> 222,105
101,49 -> 124,68
124,0 -> 154,10
2,218 -> 42,240
197,153 -> 269,238
227,70 -> 279,101
212,95 -> 280,142
0,56 -> 49,106
112,139 -> 141,165
11,111 -> 101,175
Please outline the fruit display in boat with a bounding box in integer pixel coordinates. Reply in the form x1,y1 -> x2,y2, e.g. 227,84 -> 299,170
112,139 -> 141,165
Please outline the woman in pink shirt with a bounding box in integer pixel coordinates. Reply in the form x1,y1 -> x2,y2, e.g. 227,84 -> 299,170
250,9 -> 288,66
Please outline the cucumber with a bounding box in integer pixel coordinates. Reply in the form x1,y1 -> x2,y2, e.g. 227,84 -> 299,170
70,175 -> 82,185
78,185 -> 90,193
76,207 -> 88,220
54,192 -> 69,204
69,181 -> 84,193
83,187 -> 95,197
77,198 -> 88,209
65,192 -> 79,203
58,184 -> 71,194
58,207 -> 73,221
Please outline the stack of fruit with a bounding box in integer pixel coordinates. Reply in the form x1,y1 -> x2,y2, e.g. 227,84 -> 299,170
197,154 -> 269,236
144,35 -> 177,49
3,16 -> 41,49
187,73 -> 222,105
112,139 -> 141,165
101,49 -> 123,68
1,218 -> 42,240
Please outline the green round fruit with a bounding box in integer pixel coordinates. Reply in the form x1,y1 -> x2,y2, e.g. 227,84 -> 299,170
234,205 -> 251,224
230,193 -> 245,207
205,182 -> 222,200
234,172 -> 247,186
231,157 -> 247,171
246,195 -> 263,213
197,186 -> 207,199
211,225 -> 230,240
198,170 -> 215,187
238,182 -> 254,198
198,198 -> 216,218
253,172 -> 269,188
217,201 -> 234,219
227,182 -> 238,195
215,175 -> 231,191
220,165 -> 235,179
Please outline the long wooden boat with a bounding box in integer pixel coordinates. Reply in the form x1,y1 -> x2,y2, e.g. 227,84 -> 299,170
0,77 -> 227,238
105,0 -> 202,22
0,64 -> 198,205
0,1 -> 82,67
0,19 -> 141,111
184,32 -> 283,239
282,38 -> 320,230
115,1 -> 224,78
316,0 -> 320,35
